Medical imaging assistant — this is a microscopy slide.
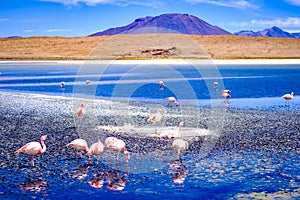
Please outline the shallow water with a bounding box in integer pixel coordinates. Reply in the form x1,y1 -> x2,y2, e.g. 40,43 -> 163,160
0,63 -> 299,199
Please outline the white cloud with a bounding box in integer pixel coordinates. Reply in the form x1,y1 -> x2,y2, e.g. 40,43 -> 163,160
250,17 -> 300,28
231,17 -> 300,30
24,30 -> 34,33
185,0 -> 258,9
45,28 -> 71,32
285,0 -> 300,6
39,0 -> 162,7
0,18 -> 10,21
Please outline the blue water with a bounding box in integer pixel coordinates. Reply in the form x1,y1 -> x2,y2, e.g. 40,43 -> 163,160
0,63 -> 300,109
0,62 -> 299,199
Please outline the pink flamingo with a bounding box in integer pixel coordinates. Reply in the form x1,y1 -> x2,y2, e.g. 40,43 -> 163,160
157,80 -> 165,87
221,92 -> 231,99
76,103 -> 85,116
148,108 -> 163,134
15,135 -> 48,166
166,96 -> 179,107
85,80 -> 90,87
87,140 -> 104,157
104,137 -> 130,162
282,92 -> 294,101
167,121 -> 184,139
66,138 -> 89,157
172,138 -> 188,159
213,81 -> 218,90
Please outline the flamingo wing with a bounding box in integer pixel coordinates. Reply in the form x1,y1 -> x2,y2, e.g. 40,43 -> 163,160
15,142 -> 42,155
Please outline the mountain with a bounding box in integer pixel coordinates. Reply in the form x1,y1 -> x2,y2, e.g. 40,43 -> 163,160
234,26 -> 300,38
291,32 -> 300,38
89,13 -> 231,36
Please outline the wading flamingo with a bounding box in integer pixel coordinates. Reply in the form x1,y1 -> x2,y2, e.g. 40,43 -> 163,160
104,137 -> 130,162
85,80 -> 90,87
221,89 -> 231,101
148,108 -> 163,134
157,80 -> 165,87
166,96 -> 179,107
166,121 -> 184,139
87,140 -> 104,157
15,135 -> 48,166
66,138 -> 89,158
157,80 -> 165,90
60,82 -> 65,88
172,138 -> 188,159
282,92 -> 294,101
76,103 -> 85,116
221,92 -> 231,99
213,81 -> 218,90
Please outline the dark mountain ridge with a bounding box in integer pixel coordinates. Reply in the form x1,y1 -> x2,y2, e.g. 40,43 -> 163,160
89,13 -> 231,36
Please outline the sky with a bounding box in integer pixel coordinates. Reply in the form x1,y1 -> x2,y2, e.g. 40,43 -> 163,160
0,0 -> 300,37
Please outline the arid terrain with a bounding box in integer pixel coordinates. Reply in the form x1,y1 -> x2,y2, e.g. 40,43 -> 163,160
0,34 -> 299,60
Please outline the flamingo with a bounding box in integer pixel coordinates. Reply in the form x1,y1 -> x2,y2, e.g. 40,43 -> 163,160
157,80 -> 165,90
166,96 -> 179,107
148,108 -> 163,123
66,138 -> 89,158
60,82 -> 65,88
282,92 -> 294,101
104,137 -> 130,162
166,121 -> 184,139
148,108 -> 163,134
221,89 -> 231,94
76,103 -> 85,116
157,80 -> 165,87
87,140 -> 104,157
221,92 -> 231,99
172,138 -> 188,159
15,135 -> 48,166
213,81 -> 218,90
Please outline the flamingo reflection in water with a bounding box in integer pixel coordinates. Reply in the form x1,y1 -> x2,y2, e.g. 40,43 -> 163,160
18,178 -> 47,192
71,164 -> 90,180
170,160 -> 188,184
106,169 -> 128,191
88,170 -> 105,189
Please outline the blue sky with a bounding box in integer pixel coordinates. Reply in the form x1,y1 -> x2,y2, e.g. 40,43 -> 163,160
0,0 -> 300,37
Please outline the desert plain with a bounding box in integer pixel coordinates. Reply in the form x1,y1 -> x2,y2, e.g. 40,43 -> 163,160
0,34 -> 299,60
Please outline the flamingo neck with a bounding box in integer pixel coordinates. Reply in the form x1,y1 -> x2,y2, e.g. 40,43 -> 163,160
40,139 -> 46,153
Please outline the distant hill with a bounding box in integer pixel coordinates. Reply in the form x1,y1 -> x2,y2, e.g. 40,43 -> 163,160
234,26 -> 300,38
89,13 -> 232,36
6,36 -> 22,39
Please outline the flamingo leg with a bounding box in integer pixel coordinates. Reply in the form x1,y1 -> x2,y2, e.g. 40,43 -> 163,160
31,156 -> 35,167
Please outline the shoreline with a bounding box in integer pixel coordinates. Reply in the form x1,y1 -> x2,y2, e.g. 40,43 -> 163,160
0,58 -> 300,65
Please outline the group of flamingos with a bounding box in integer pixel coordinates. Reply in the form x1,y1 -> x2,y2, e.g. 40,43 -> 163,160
14,80 -> 187,167
14,80 -> 294,167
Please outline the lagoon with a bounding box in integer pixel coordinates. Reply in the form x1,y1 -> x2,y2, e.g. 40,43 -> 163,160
0,61 -> 299,199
